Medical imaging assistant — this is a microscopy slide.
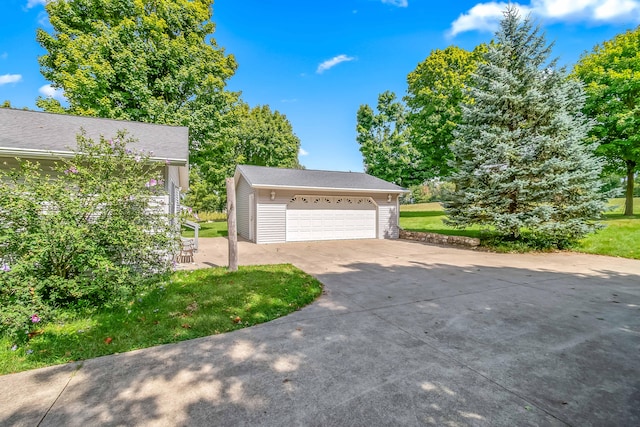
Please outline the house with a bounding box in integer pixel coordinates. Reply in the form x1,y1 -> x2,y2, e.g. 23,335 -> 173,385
234,165 -> 408,244
0,108 -> 189,217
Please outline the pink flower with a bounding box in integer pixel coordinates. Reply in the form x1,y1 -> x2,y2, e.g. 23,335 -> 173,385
146,178 -> 158,188
1,263 -> 9,272
134,155 -> 142,163
31,314 -> 40,323
64,166 -> 78,174
165,159 -> 170,165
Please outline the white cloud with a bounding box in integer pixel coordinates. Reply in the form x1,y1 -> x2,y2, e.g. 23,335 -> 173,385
449,2 -> 513,36
316,54 -> 355,74
450,0 -> 640,36
39,84 -> 65,100
299,148 -> 309,156
26,0 -> 47,9
593,0 -> 639,19
0,74 -> 22,85
382,0 -> 408,7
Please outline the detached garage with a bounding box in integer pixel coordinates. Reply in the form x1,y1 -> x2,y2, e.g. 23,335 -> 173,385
234,165 -> 407,244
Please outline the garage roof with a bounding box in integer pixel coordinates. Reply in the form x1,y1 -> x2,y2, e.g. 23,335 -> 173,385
0,108 -> 188,164
236,164 -> 408,193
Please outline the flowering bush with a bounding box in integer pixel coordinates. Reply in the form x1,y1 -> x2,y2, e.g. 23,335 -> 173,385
0,131 -> 181,341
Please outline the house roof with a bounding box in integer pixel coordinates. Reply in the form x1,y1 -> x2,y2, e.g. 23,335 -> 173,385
235,165 -> 408,193
0,108 -> 189,164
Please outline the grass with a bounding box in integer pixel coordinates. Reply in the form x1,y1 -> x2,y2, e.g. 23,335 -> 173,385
0,264 -> 322,375
400,198 -> 640,259
574,198 -> 640,259
400,202 -> 483,239
182,221 -> 228,238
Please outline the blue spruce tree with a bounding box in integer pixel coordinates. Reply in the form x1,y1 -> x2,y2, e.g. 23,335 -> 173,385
444,7 -> 606,248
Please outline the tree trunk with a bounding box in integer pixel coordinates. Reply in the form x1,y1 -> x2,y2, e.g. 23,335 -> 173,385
226,178 -> 238,271
624,160 -> 636,216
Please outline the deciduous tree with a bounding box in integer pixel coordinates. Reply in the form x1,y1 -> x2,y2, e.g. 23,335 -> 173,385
573,27 -> 640,215
36,0 -> 242,209
356,91 -> 420,186
186,104 -> 301,211
405,45 -> 486,178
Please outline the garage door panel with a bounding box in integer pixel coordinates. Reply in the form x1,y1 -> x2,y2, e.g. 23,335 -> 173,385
286,196 -> 376,242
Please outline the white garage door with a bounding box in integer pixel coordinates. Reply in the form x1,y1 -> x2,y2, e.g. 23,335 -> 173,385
286,195 -> 377,242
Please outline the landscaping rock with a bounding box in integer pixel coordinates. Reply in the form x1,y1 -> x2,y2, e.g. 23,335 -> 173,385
399,229 -> 480,247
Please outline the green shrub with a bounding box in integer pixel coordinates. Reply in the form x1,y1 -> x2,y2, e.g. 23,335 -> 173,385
0,131 -> 180,342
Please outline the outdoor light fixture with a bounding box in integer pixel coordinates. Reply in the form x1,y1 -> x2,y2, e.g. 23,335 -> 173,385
270,190 -> 276,200
387,194 -> 392,202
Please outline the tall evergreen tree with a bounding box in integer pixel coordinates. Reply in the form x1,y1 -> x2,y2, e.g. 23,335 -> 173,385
444,7 -> 606,247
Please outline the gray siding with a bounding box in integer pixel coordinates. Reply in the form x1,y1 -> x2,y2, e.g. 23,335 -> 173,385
236,176 -> 253,241
256,203 -> 286,244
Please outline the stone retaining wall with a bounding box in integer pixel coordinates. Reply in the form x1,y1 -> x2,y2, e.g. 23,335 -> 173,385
399,229 -> 480,248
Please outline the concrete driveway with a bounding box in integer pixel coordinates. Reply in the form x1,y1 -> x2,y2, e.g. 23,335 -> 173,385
1,238 -> 639,426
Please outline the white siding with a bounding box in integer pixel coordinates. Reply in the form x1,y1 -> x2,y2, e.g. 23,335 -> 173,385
236,176 -> 253,241
251,189 -> 401,243
256,203 -> 286,244
377,197 -> 400,239
165,165 -> 181,218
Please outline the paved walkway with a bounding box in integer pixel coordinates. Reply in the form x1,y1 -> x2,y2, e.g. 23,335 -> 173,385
2,238 -> 639,426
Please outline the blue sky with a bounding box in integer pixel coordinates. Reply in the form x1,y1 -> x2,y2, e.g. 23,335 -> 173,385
1,1 -> 640,172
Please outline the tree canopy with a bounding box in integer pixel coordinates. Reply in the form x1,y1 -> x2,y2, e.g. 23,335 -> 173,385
356,91 -> 420,187
37,0 -> 237,129
573,27 -> 640,215
405,44 -> 486,179
445,7 -> 606,248
37,0 -> 301,210
187,104 -> 301,211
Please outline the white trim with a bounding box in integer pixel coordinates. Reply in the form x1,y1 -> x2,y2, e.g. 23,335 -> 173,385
0,147 -> 187,165
249,193 -> 255,242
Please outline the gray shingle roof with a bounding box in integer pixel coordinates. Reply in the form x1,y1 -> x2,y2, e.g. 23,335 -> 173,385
236,165 -> 407,193
0,108 -> 188,163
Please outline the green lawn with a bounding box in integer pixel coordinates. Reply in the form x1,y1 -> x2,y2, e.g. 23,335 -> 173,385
574,198 -> 640,259
0,264 -> 322,375
400,198 -> 640,259
183,221 -> 228,238
400,202 -> 483,239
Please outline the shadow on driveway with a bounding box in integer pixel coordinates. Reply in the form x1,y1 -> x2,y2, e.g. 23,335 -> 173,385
1,245 -> 639,426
